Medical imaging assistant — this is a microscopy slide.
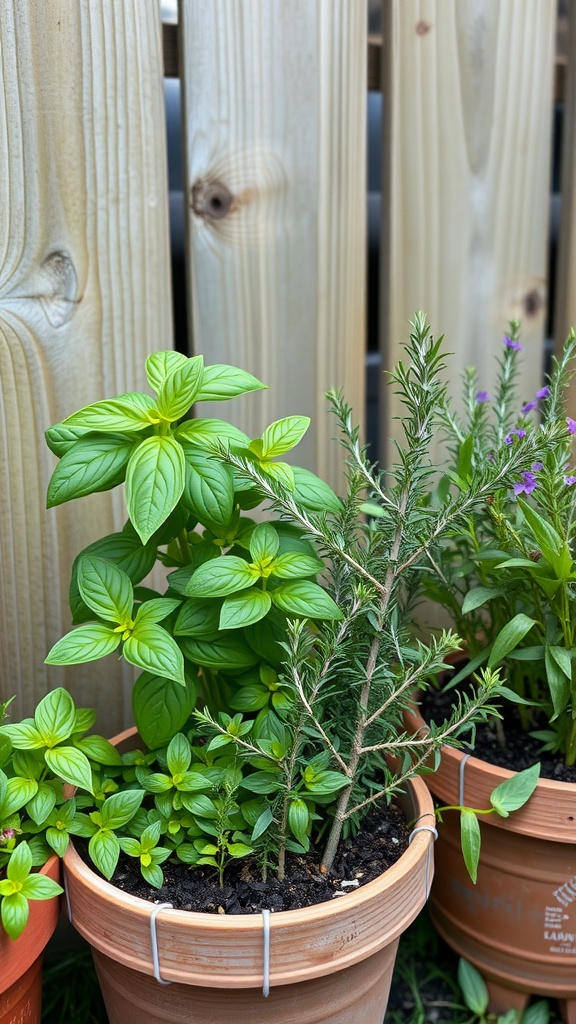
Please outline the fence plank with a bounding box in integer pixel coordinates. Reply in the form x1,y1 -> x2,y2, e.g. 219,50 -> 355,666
380,0 -> 556,459
0,0 -> 172,732
554,0 -> 576,374
179,0 -> 366,490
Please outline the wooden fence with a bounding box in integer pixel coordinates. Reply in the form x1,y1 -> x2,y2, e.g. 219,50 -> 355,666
0,0 -> 572,734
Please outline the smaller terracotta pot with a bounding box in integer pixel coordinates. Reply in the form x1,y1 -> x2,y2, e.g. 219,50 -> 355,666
0,854 -> 61,1024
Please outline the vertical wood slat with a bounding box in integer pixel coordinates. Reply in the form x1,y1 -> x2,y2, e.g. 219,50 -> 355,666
179,0 -> 367,491
554,0 -> 576,389
380,0 -> 556,459
0,0 -> 173,733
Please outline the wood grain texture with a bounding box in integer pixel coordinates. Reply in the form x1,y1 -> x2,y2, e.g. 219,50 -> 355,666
554,0 -> 576,398
380,0 -> 556,459
0,1 -> 172,731
179,0 -> 366,490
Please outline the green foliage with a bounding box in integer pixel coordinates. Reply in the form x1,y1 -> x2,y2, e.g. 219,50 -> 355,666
424,323 -> 576,763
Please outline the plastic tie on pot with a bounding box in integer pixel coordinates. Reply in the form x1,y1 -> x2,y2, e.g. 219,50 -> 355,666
63,863 -> 73,923
459,752 -> 471,806
150,902 -> 174,985
262,908 -> 271,997
408,818 -> 438,898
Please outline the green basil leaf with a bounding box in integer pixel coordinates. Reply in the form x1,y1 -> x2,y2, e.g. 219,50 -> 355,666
460,809 -> 481,884
47,434 -> 136,507
45,422 -> 90,457
74,735 -> 123,766
1,891 -> 29,939
156,356 -> 204,421
180,449 -> 235,532
126,435 -> 185,544
7,840 -> 33,881
26,783 -> 57,825
118,837 -> 142,857
132,672 -> 197,749
461,587 -> 503,615
489,763 -> 540,816
227,843 -> 253,858
45,624 -> 120,667
196,364 -> 266,401
272,553 -> 322,580
487,614 -> 537,668
145,351 -> 189,393
291,466 -> 343,513
46,828 -> 70,858
77,555 -> 134,623
240,771 -> 283,795
21,873 -> 63,900
63,393 -> 156,431
270,581 -> 343,620
89,830 -> 120,880
260,460 -> 294,490
173,598 -> 221,638
0,723 -> 44,750
220,589 -> 272,630
261,416 -> 310,458
302,770 -> 349,795
179,636 -> 259,671
166,733 -> 192,776
545,647 -> 571,718
141,862 -> 164,888
176,418 -> 249,451
100,790 -> 145,830
288,799 -> 310,845
124,623 -> 185,685
44,747 -> 93,792
134,598 -> 181,626
457,958 -> 489,1015
184,556 -> 257,599
184,794 -> 218,819
5,777 -> 38,815
250,806 -> 274,842
249,524 -> 279,563
230,683 -> 271,712
34,688 -> 77,746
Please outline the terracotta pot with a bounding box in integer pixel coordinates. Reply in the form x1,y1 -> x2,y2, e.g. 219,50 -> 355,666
0,854 -> 61,1024
407,704 -> 576,1023
63,727 -> 437,1024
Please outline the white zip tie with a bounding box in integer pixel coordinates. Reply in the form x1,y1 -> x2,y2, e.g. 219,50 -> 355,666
62,863 -> 73,924
150,903 -> 173,985
459,752 -> 471,807
262,908 -> 271,997
409,823 -> 438,898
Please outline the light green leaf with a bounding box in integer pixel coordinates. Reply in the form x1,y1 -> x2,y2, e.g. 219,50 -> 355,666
156,355 -> 204,421
145,350 -> 189,393
175,418 -> 249,450
240,771 -> 283,794
46,828 -> 70,858
118,837 -> 142,857
166,733 -> 192,776
74,735 -> 123,766
184,556 -> 257,599
288,799 -> 309,845
47,434 -> 136,507
134,597 -> 181,626
126,435 -> 185,544
302,770 -> 349,795
89,831 -> 120,880
0,722 -> 44,750
5,777 -> 38,815
260,461 -> 295,490
490,763 -> 540,816
34,688 -> 77,746
249,524 -> 280,564
457,958 -> 489,1015
45,624 -> 121,667
291,466 -> 343,513
26,783 -> 57,825
250,806 -> 274,841
63,393 -> 156,431
45,422 -> 90,457
123,624 -> 185,685
180,449 -> 235,532
261,416 -> 310,458
461,587 -> 503,615
270,581 -> 343,620
173,598 -> 221,638
44,747 -> 93,792
227,843 -> 253,858
545,647 -> 571,718
132,672 -> 197,749
548,645 -> 572,679
220,589 -> 272,630
21,874 -> 63,900
460,809 -> 481,884
7,840 -> 33,881
141,862 -> 164,888
184,794 -> 218,819
77,556 -> 134,624
195,364 -> 266,401
100,790 -> 145,830
488,614 -> 537,668
272,553 -> 322,579
179,635 -> 259,671
1,891 -> 29,939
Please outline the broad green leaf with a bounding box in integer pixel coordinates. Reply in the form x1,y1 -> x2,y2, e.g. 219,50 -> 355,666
141,862 -> 164,888
100,790 -> 145,830
132,671 -> 197,748
272,553 -> 322,579
291,466 -> 343,513
548,645 -> 572,679
184,556 -> 257,599
456,434 -> 474,484
134,598 -> 181,626
179,635 -> 259,671
5,777 -> 38,815
241,771 -> 283,795
74,735 -> 123,766
47,434 -> 136,507
230,683 -> 271,712
249,524 -> 280,563
45,422 -> 90,456
63,393 -> 156,431
34,688 -> 77,746
156,356 -> 204,421
545,647 -> 571,718
173,598 -> 221,638
227,843 -> 253,858
195,364 -> 266,401
270,581 -> 343,620
461,587 -> 503,615
45,624 -> 120,666
69,527 -> 157,623
26,783 -> 57,825
167,733 -> 192,776
487,614 -> 537,668
288,799 -> 309,845
457,958 -> 489,1015
46,828 -> 70,858
460,809 -> 481,884
302,770 -> 349,795
118,837 -> 142,857
0,722 -> 44,750
7,840 -> 33,881
359,501 -> 386,518
522,1001 -> 551,1024
250,806 -> 274,841
89,830 -> 120,880
260,461 -> 294,491
77,556 -> 134,624
145,350 -> 189,393
126,435 -> 186,544
1,891 -> 29,939
176,418 -> 249,450
489,763 -> 540,816
183,794 -> 218,819
21,874 -> 63,900
180,449 -> 235,532
123,624 -> 185,685
220,589 -> 272,630
44,747 -> 93,792
261,416 -> 310,458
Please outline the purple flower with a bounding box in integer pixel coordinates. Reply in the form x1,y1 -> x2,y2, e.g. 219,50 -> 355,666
504,428 -> 527,445
565,476 -> 576,486
536,386 -> 550,400
531,462 -> 543,472
514,472 -> 538,496
504,336 -> 524,351
0,828 -> 15,845
475,391 -> 490,404
567,418 -> 576,435
521,400 -> 538,413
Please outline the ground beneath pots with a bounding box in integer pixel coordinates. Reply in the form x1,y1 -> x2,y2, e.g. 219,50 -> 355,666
74,801 -> 412,915
421,686 -> 576,784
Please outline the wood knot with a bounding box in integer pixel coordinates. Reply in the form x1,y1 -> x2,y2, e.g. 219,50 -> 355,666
522,288 -> 544,319
415,20 -> 431,35
191,179 -> 235,221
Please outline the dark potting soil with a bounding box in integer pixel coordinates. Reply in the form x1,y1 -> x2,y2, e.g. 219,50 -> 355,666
421,686 -> 576,785
74,802 -> 412,915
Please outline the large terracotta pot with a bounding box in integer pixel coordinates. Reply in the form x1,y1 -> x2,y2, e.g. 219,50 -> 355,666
406,705 -> 576,1024
0,854 -> 61,1024
63,727 -> 437,1024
